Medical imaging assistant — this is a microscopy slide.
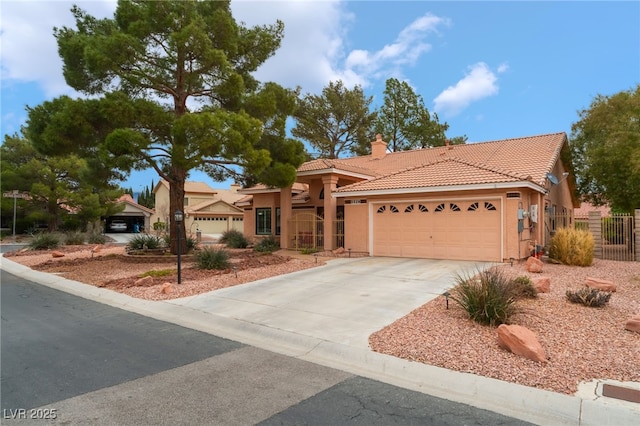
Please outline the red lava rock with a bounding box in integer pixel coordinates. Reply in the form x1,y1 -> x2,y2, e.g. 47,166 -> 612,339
93,245 -> 102,253
51,251 -> 65,258
161,283 -> 173,294
532,277 -> 551,293
525,256 -> 543,273
585,277 -> 617,292
497,324 -> 547,363
625,315 -> 640,334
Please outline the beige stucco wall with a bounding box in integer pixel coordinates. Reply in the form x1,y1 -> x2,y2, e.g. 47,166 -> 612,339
344,203 -> 368,253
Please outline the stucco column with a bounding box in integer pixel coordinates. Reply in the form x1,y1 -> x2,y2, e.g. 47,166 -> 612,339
322,175 -> 339,250
280,186 -> 292,249
588,211 -> 602,259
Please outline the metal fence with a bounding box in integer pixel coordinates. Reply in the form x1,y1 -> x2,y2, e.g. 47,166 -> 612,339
287,213 -> 344,251
554,212 -> 636,261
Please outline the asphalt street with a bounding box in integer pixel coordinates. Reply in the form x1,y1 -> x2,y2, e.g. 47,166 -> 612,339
1,270 -> 532,425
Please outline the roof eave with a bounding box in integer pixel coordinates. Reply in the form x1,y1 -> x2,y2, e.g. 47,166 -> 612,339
333,181 -> 546,198
296,168 -> 375,180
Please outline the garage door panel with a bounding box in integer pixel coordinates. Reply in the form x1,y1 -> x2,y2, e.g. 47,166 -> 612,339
373,200 -> 501,262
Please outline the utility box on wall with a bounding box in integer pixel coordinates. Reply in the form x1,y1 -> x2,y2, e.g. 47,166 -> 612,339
530,205 -> 539,223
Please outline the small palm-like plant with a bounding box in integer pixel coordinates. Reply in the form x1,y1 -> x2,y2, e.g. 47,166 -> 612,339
29,233 -> 61,250
128,234 -> 164,251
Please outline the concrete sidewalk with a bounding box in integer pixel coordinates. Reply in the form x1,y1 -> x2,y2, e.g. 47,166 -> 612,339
1,255 -> 637,425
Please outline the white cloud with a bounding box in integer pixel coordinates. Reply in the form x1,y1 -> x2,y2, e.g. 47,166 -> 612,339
433,62 -> 501,117
0,1 -> 117,98
0,1 -> 447,103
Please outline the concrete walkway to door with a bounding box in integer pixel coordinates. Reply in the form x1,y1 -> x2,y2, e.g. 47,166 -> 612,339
168,257 -> 486,348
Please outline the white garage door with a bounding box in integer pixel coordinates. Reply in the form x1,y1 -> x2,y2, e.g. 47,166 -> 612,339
372,200 -> 501,261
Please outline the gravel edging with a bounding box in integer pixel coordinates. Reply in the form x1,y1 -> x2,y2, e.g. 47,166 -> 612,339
369,259 -> 640,395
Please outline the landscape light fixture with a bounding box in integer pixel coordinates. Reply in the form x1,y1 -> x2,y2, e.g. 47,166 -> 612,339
174,210 -> 183,284
442,291 -> 450,309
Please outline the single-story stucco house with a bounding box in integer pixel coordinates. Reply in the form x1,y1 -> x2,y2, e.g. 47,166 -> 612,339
151,180 -> 245,236
237,132 -> 579,263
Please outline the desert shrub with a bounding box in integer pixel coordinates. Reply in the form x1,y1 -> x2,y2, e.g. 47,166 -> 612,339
219,229 -> 249,248
128,234 -> 164,251
29,233 -> 61,250
196,247 -> 230,270
512,275 -> 538,299
254,235 -> 280,253
65,231 -> 85,245
548,228 -> 594,266
186,236 -> 197,251
87,233 -> 106,244
450,268 -> 519,326
566,288 -> 611,307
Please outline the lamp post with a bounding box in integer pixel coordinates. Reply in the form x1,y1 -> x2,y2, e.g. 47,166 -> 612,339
174,210 -> 183,284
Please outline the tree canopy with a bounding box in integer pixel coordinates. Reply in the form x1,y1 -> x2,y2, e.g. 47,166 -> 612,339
26,0 -> 306,252
292,80 -> 376,159
372,78 -> 454,152
570,85 -> 640,212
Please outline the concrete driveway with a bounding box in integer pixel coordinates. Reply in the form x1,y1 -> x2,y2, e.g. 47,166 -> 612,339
170,257 -> 488,348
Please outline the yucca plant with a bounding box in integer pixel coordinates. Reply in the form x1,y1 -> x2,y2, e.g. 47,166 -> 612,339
195,247 -> 230,270
548,228 -> 594,266
127,234 -> 164,251
450,268 -> 519,326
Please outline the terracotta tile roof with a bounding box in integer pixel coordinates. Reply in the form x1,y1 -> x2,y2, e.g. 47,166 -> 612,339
237,182 -> 308,193
334,158 -> 526,193
574,202 -> 611,217
297,158 -> 381,177
311,132 -> 567,193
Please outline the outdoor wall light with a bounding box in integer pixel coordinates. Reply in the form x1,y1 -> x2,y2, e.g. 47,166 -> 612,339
442,291 -> 450,309
174,210 -> 183,284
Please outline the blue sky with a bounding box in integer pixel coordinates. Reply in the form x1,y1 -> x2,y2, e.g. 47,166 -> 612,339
1,1 -> 639,192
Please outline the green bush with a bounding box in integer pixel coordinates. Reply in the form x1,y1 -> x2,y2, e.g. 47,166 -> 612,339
566,288 -> 611,307
128,234 -> 164,251
450,268 -> 519,326
195,247 -> 230,270
254,235 -> 280,253
548,228 -> 594,266
300,247 -> 320,255
219,229 -> 249,248
512,275 -> 538,299
29,233 -> 61,250
65,231 -> 85,245
88,232 -> 106,244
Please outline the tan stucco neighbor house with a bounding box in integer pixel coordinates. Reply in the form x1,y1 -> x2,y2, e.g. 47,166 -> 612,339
238,132 -> 579,263
151,180 -> 245,236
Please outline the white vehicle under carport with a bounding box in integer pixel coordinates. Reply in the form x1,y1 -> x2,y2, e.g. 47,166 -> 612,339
109,220 -> 128,232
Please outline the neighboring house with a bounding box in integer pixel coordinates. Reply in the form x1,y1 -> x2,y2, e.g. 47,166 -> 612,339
106,193 -> 154,233
574,201 -> 611,218
151,180 -> 245,235
238,132 -> 579,262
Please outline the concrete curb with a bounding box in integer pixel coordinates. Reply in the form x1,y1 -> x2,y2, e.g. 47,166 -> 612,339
2,255 -> 638,425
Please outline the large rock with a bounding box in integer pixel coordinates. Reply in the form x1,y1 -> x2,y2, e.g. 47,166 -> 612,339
134,276 -> 154,286
525,256 -> 543,273
625,315 -> 640,334
51,251 -> 65,258
585,277 -> 617,292
160,283 -> 173,295
532,277 -> 551,293
497,324 -> 547,363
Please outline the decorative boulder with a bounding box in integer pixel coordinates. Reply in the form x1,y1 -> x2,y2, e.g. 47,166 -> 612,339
51,251 -> 65,258
93,245 -> 102,253
625,315 -> 640,334
585,277 -> 617,292
497,324 -> 547,363
332,247 -> 345,255
525,256 -> 543,273
134,276 -> 154,286
532,277 -> 551,293
161,283 -> 173,295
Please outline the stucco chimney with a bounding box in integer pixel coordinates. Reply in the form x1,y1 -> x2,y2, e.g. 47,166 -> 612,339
230,183 -> 241,193
371,134 -> 387,159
